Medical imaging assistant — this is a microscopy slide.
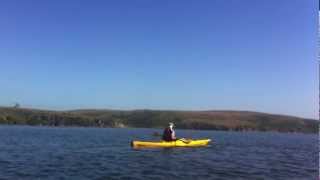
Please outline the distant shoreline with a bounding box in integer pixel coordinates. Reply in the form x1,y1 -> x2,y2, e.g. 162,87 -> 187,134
0,124 -> 317,137
0,107 -> 318,134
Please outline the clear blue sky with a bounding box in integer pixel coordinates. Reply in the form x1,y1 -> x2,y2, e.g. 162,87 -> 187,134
0,0 -> 317,119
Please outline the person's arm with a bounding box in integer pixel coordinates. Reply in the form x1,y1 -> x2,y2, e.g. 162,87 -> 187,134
171,129 -> 176,140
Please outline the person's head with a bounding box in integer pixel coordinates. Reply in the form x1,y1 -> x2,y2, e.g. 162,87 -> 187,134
169,122 -> 174,129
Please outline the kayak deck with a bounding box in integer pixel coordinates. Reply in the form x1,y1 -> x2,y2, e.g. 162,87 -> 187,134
131,139 -> 211,148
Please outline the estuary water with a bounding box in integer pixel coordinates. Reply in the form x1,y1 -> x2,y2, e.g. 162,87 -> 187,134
0,126 -> 318,179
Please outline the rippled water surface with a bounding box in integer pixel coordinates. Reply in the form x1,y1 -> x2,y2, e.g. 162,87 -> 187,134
0,126 -> 318,179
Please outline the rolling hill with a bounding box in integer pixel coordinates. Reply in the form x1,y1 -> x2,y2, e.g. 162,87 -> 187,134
0,107 -> 318,133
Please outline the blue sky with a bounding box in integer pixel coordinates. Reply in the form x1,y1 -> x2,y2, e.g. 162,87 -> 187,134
0,0 -> 317,119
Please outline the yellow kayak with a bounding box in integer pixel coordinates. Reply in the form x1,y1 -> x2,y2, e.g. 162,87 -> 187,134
131,139 -> 211,148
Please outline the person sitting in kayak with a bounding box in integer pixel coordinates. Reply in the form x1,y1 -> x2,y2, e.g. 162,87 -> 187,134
162,122 -> 177,141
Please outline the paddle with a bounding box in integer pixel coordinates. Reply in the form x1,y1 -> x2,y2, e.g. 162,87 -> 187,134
153,131 -> 193,143
178,138 -> 192,144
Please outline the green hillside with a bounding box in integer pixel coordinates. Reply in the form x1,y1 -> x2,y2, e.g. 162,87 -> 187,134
0,107 -> 318,133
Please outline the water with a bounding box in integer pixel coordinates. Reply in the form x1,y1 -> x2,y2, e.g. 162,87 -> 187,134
0,126 -> 317,180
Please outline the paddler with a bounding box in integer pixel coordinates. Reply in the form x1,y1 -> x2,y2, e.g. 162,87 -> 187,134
162,122 -> 177,141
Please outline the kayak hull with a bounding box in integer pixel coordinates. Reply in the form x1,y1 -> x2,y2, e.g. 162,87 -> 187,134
131,139 -> 211,148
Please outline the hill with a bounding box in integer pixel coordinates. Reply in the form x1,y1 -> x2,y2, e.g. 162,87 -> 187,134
0,107 -> 318,133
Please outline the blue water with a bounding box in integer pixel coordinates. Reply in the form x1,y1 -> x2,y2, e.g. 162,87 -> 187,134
0,126 -> 318,179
